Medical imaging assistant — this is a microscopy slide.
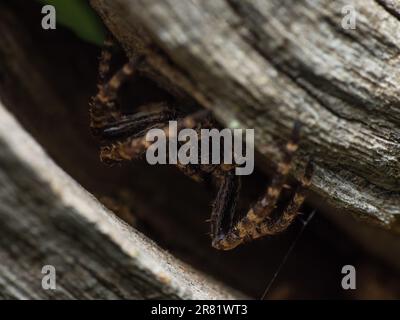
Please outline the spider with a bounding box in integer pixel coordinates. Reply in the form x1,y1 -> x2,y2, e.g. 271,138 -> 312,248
89,37 -> 314,251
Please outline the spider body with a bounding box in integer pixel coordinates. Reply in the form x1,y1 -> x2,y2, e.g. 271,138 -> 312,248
89,37 -> 313,250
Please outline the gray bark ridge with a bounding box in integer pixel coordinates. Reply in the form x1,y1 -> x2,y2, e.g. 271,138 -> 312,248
0,101 -> 241,299
90,0 -> 400,232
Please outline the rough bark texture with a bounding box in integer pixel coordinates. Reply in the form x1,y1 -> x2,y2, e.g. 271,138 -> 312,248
90,0 -> 400,232
0,102 -> 241,299
0,0 -> 399,299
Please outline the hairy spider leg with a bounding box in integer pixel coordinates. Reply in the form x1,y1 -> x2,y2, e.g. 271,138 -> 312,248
91,40 -> 227,182
89,38 -> 142,134
256,161 -> 313,237
101,109 -> 216,183
211,123 -> 311,250
210,170 -> 241,240
174,126 -> 208,183
176,121 -> 236,183
100,104 -> 177,141
100,109 -> 210,163
98,36 -> 115,85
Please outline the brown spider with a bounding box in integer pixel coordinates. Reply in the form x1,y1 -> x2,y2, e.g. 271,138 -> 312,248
89,37 -> 314,251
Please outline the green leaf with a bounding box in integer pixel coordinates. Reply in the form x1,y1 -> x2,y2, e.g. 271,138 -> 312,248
37,0 -> 105,45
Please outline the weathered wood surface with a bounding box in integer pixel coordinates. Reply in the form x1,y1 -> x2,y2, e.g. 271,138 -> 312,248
0,0 -> 398,299
90,0 -> 400,232
0,102 -> 241,299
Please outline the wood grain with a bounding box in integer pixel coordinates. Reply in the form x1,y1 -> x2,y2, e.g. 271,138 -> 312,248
90,0 -> 400,232
0,102 -> 241,299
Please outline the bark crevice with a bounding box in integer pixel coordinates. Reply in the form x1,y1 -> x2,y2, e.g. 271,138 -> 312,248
376,0 -> 400,22
88,0 -> 400,231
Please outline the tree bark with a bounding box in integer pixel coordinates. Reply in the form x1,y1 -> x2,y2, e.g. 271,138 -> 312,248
0,101 -> 241,299
0,0 -> 399,298
90,0 -> 400,232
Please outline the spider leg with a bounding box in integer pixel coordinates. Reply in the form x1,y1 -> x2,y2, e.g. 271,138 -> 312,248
91,41 -> 215,182
100,103 -> 176,140
90,37 -> 119,132
100,109 -> 211,163
176,119 -> 235,183
101,108 -> 212,183
176,161 -> 206,183
210,170 -> 241,240
90,38 -> 142,134
250,122 -> 301,221
212,162 -> 313,250
212,123 -> 306,250
255,161 -> 313,237
98,36 -> 115,85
